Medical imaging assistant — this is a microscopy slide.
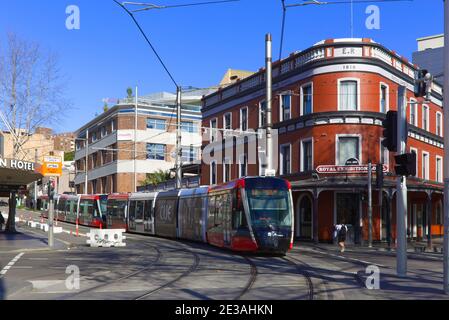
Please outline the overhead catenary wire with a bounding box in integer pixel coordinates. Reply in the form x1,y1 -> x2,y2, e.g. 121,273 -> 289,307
279,0 -> 414,60
127,0 -> 240,12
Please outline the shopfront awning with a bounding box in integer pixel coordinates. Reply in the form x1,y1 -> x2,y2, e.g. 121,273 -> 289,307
0,159 -> 43,196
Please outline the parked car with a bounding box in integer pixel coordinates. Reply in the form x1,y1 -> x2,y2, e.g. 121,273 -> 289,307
0,200 -> 8,207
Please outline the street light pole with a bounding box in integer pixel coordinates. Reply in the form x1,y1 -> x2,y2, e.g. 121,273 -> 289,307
176,86 -> 182,189
368,160 -> 373,247
85,130 -> 89,194
443,0 -> 449,295
265,33 -> 274,176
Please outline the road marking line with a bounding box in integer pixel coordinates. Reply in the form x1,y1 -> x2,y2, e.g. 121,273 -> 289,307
0,252 -> 25,277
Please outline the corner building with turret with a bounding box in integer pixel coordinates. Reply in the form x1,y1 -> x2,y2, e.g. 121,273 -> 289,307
201,38 -> 444,244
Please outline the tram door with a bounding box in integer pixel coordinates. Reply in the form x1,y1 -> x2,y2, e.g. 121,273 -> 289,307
144,200 -> 155,235
222,193 -> 232,246
336,193 -> 360,245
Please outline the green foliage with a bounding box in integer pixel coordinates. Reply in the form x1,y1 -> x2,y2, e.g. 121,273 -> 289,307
103,102 -> 109,113
141,170 -> 171,187
127,87 -> 133,99
65,151 -> 75,161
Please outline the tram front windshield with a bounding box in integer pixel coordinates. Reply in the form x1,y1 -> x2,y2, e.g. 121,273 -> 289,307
246,188 -> 292,228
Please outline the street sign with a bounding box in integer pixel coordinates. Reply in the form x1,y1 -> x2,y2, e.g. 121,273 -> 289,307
345,158 -> 360,166
316,164 -> 388,174
40,156 -> 63,177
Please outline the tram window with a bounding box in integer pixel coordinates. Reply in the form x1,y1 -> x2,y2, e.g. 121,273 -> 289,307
129,201 -> 136,220
136,201 -> 144,221
144,200 -> 153,220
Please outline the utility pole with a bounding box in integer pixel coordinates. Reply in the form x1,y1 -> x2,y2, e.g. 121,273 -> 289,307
48,180 -> 54,248
368,160 -> 373,247
397,85 -> 408,277
443,0 -> 449,295
265,33 -> 274,177
84,130 -> 89,194
134,86 -> 138,193
176,86 -> 182,189
34,149 -> 38,211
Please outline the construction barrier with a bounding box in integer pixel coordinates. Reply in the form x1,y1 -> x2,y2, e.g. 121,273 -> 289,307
86,229 -> 126,248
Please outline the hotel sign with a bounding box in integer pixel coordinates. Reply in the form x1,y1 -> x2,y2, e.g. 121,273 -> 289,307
0,158 -> 35,171
316,164 -> 388,174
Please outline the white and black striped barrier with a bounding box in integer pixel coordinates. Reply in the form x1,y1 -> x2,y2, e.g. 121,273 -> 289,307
86,229 -> 126,248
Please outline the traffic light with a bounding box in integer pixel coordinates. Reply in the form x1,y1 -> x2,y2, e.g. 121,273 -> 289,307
48,180 -> 56,200
414,69 -> 432,99
382,111 -> 397,152
394,153 -> 416,177
376,164 -> 384,189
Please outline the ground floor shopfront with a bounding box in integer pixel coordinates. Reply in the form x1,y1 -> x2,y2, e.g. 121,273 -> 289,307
290,176 -> 444,244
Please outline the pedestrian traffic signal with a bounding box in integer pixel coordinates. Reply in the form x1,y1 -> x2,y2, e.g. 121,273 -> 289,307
394,153 -> 416,177
414,69 -> 432,99
376,164 -> 384,189
382,111 -> 397,152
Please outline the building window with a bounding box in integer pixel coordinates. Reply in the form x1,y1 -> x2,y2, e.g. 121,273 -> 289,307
436,156 -> 443,183
423,105 -> 429,131
181,146 -> 199,163
436,203 -> 443,225
146,143 -> 166,160
239,154 -> 247,178
280,95 -> 291,121
339,80 -> 358,111
223,158 -> 231,183
91,132 -> 97,143
91,180 -> 97,194
380,139 -> 389,165
410,148 -> 418,177
224,113 -> 232,130
410,99 -> 418,126
301,83 -> 313,116
101,126 -> 107,138
147,118 -> 167,130
280,144 -> 291,175
380,84 -> 388,113
259,100 -> 267,128
301,139 -> 313,172
101,177 -> 107,193
210,161 -> 217,185
181,121 -> 198,133
0,134 -> 4,157
436,112 -> 443,136
422,152 -> 429,180
240,107 -> 248,132
210,118 -> 218,142
92,153 -> 98,168
111,120 -> 116,132
337,136 -> 360,165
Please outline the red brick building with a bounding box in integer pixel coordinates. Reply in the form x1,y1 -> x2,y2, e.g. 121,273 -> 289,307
201,38 -> 444,244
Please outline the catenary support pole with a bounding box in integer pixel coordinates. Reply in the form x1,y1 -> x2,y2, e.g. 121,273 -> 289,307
176,86 -> 182,189
34,149 -> 38,211
48,181 -> 54,248
368,161 -> 373,247
265,33 -> 274,176
85,129 -> 89,194
443,0 -> 449,295
134,86 -> 138,193
397,85 -> 407,277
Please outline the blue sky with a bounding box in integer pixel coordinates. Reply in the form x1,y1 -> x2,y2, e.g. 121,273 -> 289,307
0,0 -> 444,133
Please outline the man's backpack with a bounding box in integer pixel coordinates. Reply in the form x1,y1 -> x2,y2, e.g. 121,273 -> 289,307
339,225 -> 347,237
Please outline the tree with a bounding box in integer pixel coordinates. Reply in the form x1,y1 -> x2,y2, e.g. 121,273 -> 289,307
127,87 -> 133,99
0,33 -> 69,233
64,151 -> 75,161
103,102 -> 109,113
141,170 -> 172,187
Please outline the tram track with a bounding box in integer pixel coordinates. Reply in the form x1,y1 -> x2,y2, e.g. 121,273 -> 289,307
234,256 -> 258,300
281,255 -> 314,300
133,245 -> 200,300
61,243 -> 163,299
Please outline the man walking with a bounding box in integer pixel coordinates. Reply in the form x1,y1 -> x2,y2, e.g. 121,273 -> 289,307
334,222 -> 348,253
0,212 -> 5,232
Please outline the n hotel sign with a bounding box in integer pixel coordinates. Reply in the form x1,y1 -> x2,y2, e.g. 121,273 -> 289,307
0,158 -> 36,171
